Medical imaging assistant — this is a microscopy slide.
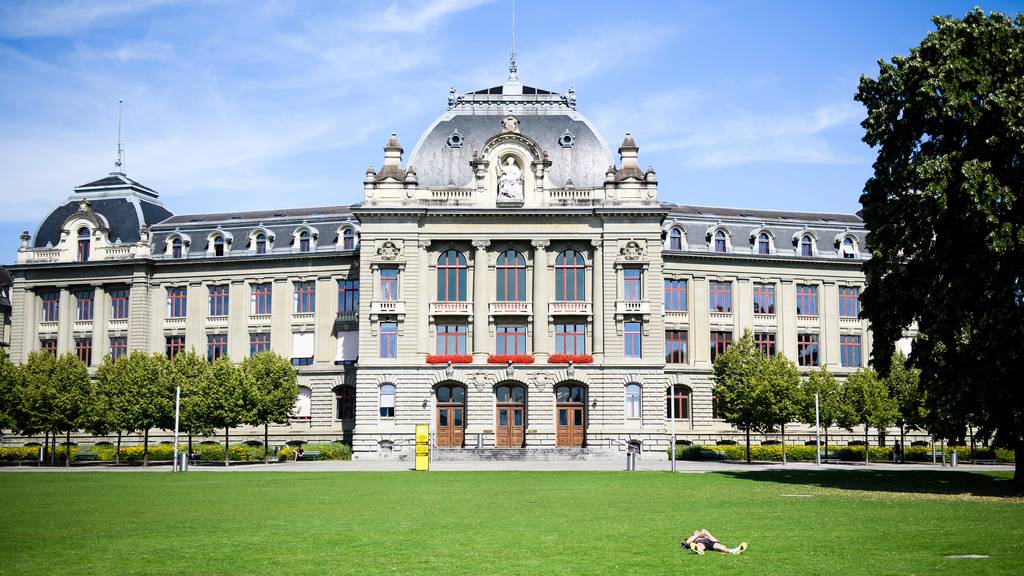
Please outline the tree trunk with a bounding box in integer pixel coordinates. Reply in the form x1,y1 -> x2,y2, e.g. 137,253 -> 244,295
781,424 -> 787,465
745,427 -> 751,463
65,430 -> 71,468
264,423 -> 270,464
116,431 -> 122,465
1014,439 -> 1023,490
864,424 -> 870,464
143,428 -> 150,467
188,433 -> 193,455
50,431 -> 56,466
42,431 -> 48,466
224,428 -> 230,468
824,427 -> 829,459
899,425 -> 905,463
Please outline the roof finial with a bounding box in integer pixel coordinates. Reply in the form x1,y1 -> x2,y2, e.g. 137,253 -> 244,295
508,0 -> 518,79
114,99 -> 125,174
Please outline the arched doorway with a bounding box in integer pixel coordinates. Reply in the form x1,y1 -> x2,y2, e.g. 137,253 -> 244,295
435,384 -> 466,448
495,383 -> 526,448
555,383 -> 587,448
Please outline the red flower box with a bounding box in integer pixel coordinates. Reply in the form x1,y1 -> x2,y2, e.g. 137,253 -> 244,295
548,354 -> 594,364
487,354 -> 535,364
426,354 -> 473,364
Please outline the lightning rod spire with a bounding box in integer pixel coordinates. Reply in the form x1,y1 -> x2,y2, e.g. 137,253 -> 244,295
114,100 -> 125,174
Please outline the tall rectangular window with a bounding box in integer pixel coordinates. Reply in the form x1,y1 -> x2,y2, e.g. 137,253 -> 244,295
839,286 -> 860,318
109,336 -> 127,361
496,324 -> 528,355
796,284 -> 818,316
664,279 -> 687,312
75,337 -> 92,365
841,335 -> 862,368
798,333 -> 820,367
249,332 -> 271,356
75,289 -> 94,321
436,324 -> 467,355
710,331 -> 732,361
41,290 -> 59,322
338,279 -> 359,312
110,288 -> 130,319
40,338 -> 57,356
709,281 -> 732,313
207,334 -> 227,362
165,335 -> 185,360
623,268 -> 642,301
208,285 -> 229,317
380,268 -> 399,302
294,281 -> 316,313
250,283 -> 272,315
754,332 -> 777,356
752,283 -> 776,314
665,330 -> 688,363
554,323 -> 586,355
625,384 -> 641,419
380,322 -> 398,358
291,331 -> 314,366
166,287 -> 187,318
624,321 -> 642,358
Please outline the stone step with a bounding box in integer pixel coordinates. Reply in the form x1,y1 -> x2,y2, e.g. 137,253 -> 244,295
429,448 -> 618,461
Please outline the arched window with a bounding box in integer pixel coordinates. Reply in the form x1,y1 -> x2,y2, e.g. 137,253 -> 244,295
436,250 -> 467,302
841,236 -> 857,259
625,384 -> 641,419
435,385 -> 466,404
666,385 -> 690,420
555,250 -> 586,301
334,385 -> 355,420
342,228 -> 356,250
77,227 -> 90,262
496,250 -> 526,301
800,234 -> 814,257
556,384 -> 586,403
255,233 -> 267,255
495,384 -> 526,404
212,235 -> 225,256
668,228 -> 683,250
293,386 -> 312,420
714,230 -> 727,253
379,384 -> 396,418
299,230 -> 311,253
171,237 -> 183,259
757,232 -> 771,255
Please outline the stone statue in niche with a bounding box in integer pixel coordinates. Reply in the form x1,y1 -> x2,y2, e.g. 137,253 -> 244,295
497,156 -> 524,201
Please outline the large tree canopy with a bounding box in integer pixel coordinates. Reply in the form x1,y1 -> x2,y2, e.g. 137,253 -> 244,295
855,9 -> 1024,482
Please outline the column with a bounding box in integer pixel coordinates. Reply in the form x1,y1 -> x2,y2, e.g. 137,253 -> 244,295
736,278 -> 753,334
692,276 -> 710,366
822,281 -> 840,369
471,240 -> 490,361
186,282 -> 204,356
779,280 -> 797,361
11,286 -> 37,362
531,240 -> 550,359
417,240 -> 431,360
271,278 -> 290,356
228,280 -> 247,360
92,285 -> 107,365
315,276 -> 333,365
590,239 -> 604,360
57,288 -> 71,354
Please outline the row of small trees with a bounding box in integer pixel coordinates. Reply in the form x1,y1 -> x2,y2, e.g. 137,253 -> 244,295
0,348 -> 298,466
713,330 -> 926,463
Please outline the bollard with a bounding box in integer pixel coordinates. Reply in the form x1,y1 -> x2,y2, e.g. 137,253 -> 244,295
951,451 -> 957,467
180,452 -> 188,472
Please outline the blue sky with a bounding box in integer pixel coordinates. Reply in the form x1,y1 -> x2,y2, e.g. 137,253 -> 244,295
1,0 -> 1021,263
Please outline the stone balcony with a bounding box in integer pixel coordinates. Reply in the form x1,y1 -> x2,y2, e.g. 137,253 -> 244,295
248,313 -> 271,327
549,301 -> 592,316
615,300 -> 651,321
753,313 -> 777,325
429,301 -> 473,317
664,310 -> 689,327
370,300 -> 406,320
164,316 -> 186,328
489,301 -> 532,316
709,311 -> 733,326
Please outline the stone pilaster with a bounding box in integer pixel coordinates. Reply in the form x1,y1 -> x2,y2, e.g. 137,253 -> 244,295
591,238 -> 604,360
531,239 -> 550,358
692,276 -> 709,366
57,288 -> 71,354
471,240 -> 490,361
228,280 -> 247,360
417,239 -> 431,360
91,285 -> 107,365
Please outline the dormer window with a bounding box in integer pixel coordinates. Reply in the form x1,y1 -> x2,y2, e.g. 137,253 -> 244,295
714,230 -> 727,253
299,231 -> 311,253
77,227 -> 91,262
171,238 -> 183,259
256,233 -> 268,255
800,234 -> 814,257
841,236 -> 857,259
213,235 -> 225,256
757,232 -> 771,255
342,228 -> 356,251
668,227 -> 683,251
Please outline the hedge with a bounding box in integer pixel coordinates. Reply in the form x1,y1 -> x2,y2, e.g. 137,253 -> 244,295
278,442 -> 352,462
670,444 -> 1016,463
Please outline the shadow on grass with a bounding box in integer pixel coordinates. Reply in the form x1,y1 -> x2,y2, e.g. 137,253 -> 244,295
716,469 -> 1023,498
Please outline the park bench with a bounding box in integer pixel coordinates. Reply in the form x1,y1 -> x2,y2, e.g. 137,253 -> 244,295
971,459 -> 996,465
298,451 -> 321,461
698,449 -> 725,460
76,450 -> 98,461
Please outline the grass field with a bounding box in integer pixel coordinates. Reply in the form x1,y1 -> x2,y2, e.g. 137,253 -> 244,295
0,469 -> 1021,575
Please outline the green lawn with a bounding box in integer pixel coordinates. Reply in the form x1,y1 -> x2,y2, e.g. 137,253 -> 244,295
0,469 -> 1021,575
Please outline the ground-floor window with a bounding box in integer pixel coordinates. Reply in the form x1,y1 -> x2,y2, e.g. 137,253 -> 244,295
334,385 -> 355,420
625,384 -> 641,419
798,333 -> 820,367
75,337 -> 92,365
710,331 -> 732,361
379,384 -> 396,418
667,385 -> 690,420
109,336 -> 127,361
840,334 -> 861,367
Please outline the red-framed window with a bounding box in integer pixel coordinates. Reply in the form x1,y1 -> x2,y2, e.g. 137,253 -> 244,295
207,334 -> 227,362
342,228 -> 356,250
624,321 -> 642,358
664,279 -> 687,312
666,385 -> 691,420
555,323 -> 586,355
255,233 -> 268,255
555,250 -> 586,301
294,281 -> 316,313
623,268 -> 642,301
437,250 -> 468,302
496,324 -> 528,355
709,281 -> 732,313
665,330 -> 687,363
668,228 -> 683,250
841,334 -> 862,367
166,286 -> 187,318
298,230 -> 311,253
436,324 -> 467,355
800,234 -> 814,256
798,333 -> 820,367
713,230 -> 727,253
380,322 -> 398,358
75,337 -> 92,365
251,283 -> 272,315
338,279 -> 359,312
109,336 -> 127,361
752,283 -> 775,314
40,338 -> 57,356
75,289 -> 94,321
249,332 -> 271,356
839,286 -> 860,318
757,232 -> 771,255
380,268 -> 399,302
110,288 -> 129,319
710,331 -> 732,361
77,228 -> 90,262
496,250 -> 527,301
796,284 -> 818,316
40,290 -> 59,322
755,332 -> 776,356
335,386 -> 355,420
166,335 -> 186,361
208,285 -> 229,317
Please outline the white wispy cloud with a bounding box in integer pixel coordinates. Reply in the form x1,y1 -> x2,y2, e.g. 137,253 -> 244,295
0,0 -> 179,38
368,0 -> 495,33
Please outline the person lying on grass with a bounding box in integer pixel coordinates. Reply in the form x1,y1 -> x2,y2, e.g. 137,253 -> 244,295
681,529 -> 747,555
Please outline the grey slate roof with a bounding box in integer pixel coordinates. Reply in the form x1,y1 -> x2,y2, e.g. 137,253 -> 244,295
34,197 -> 172,248
157,205 -> 352,226
668,204 -> 863,224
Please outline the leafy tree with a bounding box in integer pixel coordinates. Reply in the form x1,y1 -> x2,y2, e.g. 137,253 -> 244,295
0,349 -> 17,434
885,351 -> 926,461
855,9 -> 1024,484
14,352 -> 59,464
839,369 -> 898,463
713,330 -> 766,463
759,354 -> 802,464
799,368 -> 842,456
118,352 -> 173,466
240,352 -> 298,463
194,356 -> 249,467
50,353 -> 92,467
165,349 -> 213,455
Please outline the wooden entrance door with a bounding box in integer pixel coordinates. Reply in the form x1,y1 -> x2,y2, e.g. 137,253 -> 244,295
555,383 -> 587,448
495,405 -> 525,448
436,404 -> 465,448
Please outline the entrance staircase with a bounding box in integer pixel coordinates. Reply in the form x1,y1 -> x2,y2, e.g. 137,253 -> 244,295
430,447 -> 617,462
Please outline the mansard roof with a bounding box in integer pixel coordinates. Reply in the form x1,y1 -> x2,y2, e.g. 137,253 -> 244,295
667,204 -> 863,225
156,205 -> 353,227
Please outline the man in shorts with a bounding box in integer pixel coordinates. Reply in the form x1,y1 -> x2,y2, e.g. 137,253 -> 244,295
682,529 -> 748,555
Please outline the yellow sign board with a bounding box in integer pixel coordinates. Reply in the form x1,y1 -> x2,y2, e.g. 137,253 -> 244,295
415,424 -> 429,471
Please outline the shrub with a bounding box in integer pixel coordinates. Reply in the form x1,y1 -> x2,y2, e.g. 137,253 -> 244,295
848,440 -> 867,446
243,440 -> 264,447
285,440 -> 307,447
761,440 -> 781,445
94,441 -> 113,447
278,443 -> 352,461
0,447 -> 42,461
670,444 -> 897,462
716,440 -> 737,446
910,440 -> 929,447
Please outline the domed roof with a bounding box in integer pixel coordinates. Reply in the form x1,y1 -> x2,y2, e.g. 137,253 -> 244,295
408,78 -> 613,189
